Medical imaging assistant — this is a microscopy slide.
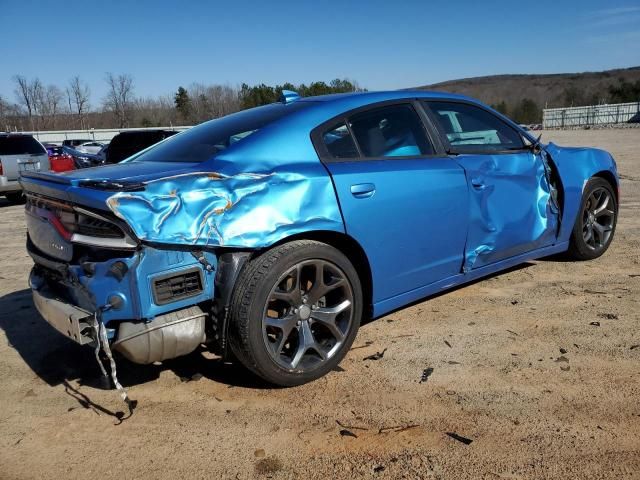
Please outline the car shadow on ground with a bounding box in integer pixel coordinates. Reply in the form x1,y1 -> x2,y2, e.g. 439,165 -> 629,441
0,289 -> 272,394
0,196 -> 25,208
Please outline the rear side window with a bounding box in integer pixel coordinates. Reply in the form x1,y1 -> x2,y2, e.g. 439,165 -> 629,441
0,136 -> 46,155
323,123 -> 359,159
348,104 -> 434,158
426,101 -> 524,152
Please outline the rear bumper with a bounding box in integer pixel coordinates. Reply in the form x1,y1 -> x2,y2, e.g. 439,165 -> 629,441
27,237 -> 217,327
0,176 -> 21,193
30,266 -> 210,364
30,269 -> 94,345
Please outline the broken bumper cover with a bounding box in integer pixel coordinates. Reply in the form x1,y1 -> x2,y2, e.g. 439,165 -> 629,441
30,270 -> 94,345
27,240 -> 217,327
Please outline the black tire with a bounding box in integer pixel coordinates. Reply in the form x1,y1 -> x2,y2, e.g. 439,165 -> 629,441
4,192 -> 25,204
228,240 -> 362,386
567,177 -> 617,260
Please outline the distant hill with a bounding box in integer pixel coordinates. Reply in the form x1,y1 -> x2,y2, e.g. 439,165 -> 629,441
414,66 -> 640,122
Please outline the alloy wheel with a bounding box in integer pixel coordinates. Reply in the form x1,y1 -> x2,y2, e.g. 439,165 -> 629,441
261,259 -> 354,372
582,187 -> 615,251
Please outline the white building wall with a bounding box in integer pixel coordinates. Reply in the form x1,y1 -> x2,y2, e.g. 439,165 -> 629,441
21,126 -> 192,144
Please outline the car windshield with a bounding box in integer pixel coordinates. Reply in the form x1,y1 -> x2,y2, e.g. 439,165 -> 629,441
0,136 -> 45,155
130,102 -> 310,163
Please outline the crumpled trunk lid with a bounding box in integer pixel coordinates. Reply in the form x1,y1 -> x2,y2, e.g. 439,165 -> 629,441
20,161 -> 200,211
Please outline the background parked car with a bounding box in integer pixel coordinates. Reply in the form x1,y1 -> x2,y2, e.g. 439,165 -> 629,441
95,143 -> 109,163
75,141 -> 105,155
61,146 -> 104,169
43,144 -> 75,173
62,139 -> 94,148
0,134 -> 50,203
105,129 -> 177,163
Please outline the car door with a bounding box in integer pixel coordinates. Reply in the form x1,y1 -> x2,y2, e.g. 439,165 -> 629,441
423,100 -> 559,271
315,101 -> 469,305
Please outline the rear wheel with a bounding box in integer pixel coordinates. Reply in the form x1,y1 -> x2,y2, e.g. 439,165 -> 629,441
567,177 -> 617,260
228,240 -> 362,386
4,192 -> 25,205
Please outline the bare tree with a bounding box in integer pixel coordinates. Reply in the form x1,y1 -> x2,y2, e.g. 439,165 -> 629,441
13,75 -> 35,130
0,95 -> 15,131
30,79 -> 44,115
69,76 -> 90,129
40,85 -> 64,129
103,73 -> 134,128
133,94 -> 177,127
188,83 -> 240,123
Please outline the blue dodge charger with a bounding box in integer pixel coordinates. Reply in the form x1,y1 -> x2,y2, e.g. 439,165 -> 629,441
21,91 -> 618,386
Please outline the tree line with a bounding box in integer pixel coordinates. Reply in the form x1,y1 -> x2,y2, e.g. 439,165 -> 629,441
2,73 -> 638,131
0,75 -> 364,132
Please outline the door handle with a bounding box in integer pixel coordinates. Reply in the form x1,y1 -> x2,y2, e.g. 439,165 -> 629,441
470,177 -> 486,190
350,183 -> 376,198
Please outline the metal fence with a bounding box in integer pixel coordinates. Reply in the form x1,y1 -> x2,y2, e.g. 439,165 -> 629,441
17,125 -> 193,144
543,102 -> 640,129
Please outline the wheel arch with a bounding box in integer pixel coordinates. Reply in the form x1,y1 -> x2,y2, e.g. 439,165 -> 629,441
592,170 -> 619,204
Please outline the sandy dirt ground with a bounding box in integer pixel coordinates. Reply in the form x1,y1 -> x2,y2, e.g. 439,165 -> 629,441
0,129 -> 638,480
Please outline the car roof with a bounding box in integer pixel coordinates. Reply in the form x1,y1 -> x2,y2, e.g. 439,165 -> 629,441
282,90 -> 488,128
298,90 -> 474,105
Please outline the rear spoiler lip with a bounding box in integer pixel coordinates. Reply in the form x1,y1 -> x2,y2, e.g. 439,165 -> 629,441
19,173 -> 113,213
20,171 -> 146,191
20,171 -> 75,185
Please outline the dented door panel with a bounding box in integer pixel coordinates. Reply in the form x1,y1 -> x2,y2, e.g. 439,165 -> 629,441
455,151 -> 559,271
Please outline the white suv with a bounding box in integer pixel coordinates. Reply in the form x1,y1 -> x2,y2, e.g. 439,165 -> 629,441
0,134 -> 50,204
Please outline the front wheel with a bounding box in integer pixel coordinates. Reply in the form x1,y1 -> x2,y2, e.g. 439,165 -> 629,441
228,240 -> 362,386
567,177 -> 617,260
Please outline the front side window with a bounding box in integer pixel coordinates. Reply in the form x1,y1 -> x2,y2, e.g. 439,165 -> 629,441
426,101 -> 524,152
348,104 -> 434,158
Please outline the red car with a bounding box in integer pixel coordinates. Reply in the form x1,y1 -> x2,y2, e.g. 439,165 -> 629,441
44,144 -> 75,173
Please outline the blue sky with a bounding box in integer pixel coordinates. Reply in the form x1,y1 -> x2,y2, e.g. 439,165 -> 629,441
1,0 -> 639,104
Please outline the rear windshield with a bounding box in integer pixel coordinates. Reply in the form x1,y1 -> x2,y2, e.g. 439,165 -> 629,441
130,102 -> 310,163
0,136 -> 46,155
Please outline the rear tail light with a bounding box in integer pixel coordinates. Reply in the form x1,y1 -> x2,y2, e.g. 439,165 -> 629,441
0,160 -> 3,176
50,154 -> 75,173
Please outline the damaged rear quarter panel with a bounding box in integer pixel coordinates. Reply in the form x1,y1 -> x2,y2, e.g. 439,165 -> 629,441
105,161 -> 344,249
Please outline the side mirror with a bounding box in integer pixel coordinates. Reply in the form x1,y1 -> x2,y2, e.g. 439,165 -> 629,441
526,133 -> 543,155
